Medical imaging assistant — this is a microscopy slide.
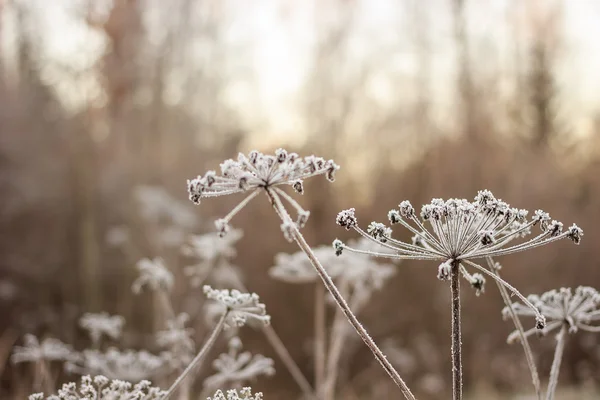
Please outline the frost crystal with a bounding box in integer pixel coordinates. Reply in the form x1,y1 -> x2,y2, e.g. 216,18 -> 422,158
504,286 -> 600,343
335,190 -> 582,328
208,387 -> 263,400
11,335 -> 73,364
79,313 -> 125,345
203,286 -> 271,329
29,375 -> 166,399
186,150 -> 339,237
203,337 -> 274,393
132,258 -> 174,294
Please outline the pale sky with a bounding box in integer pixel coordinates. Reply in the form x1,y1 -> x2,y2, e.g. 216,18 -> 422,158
3,0 -> 600,144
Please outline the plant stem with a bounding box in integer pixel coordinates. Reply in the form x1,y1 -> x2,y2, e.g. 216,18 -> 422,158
546,324 -> 567,400
163,312 -> 228,400
315,284 -> 326,399
451,260 -> 462,400
487,257 -> 541,399
262,324 -> 317,400
266,189 -> 416,400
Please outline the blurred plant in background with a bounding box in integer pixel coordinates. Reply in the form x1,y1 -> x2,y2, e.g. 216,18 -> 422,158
1,0 -> 600,398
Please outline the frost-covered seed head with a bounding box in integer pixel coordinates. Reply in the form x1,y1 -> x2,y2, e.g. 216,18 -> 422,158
203,337 -> 274,394
296,211 -> 310,228
333,239 -> 344,256
504,286 -> 600,342
208,387 -> 263,400
566,224 -> 583,244
203,286 -> 271,329
280,221 -> 295,243
437,261 -> 452,281
388,210 -> 401,224
12,335 -> 73,364
187,150 -> 338,237
548,220 -> 563,237
470,273 -> 485,296
79,313 -> 125,344
292,180 -> 304,194
336,208 -> 357,230
399,200 -> 415,218
479,231 -> 495,246
532,210 -> 551,230
29,375 -> 166,400
132,258 -> 174,294
215,219 -> 230,238
367,222 -> 392,243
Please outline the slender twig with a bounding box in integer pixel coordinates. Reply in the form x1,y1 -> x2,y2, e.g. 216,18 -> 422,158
266,188 -> 416,400
163,312 -> 228,400
314,284 -> 326,398
486,257 -> 541,400
546,324 -> 567,400
450,260 -> 462,400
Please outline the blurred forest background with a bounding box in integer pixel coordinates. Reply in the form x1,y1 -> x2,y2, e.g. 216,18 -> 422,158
1,0 -> 600,398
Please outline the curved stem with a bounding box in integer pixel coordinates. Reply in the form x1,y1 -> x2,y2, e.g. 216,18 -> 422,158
486,257 -> 541,399
450,260 -> 462,400
546,325 -> 567,400
163,312 -> 228,400
266,189 -> 416,400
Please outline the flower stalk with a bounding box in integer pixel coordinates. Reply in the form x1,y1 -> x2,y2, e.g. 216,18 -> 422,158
266,188 -> 416,400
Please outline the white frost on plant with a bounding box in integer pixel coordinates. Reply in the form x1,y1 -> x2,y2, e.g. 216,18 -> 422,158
335,190 -> 584,329
132,257 -> 174,294
65,348 -> 170,382
11,335 -> 73,364
79,312 -> 125,345
203,337 -> 274,394
203,286 -> 271,329
186,149 -> 338,238
207,387 -> 263,400
504,286 -> 600,343
28,374 -> 166,400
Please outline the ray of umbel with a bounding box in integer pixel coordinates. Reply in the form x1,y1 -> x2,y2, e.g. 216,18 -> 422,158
503,286 -> 600,400
334,190 -> 583,400
186,150 -> 416,400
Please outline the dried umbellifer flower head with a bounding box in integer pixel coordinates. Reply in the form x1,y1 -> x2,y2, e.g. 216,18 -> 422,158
186,149 -> 338,240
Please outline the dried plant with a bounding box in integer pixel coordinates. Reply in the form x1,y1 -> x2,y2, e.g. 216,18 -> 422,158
79,313 -> 125,347
28,375 -> 166,400
187,149 -> 415,399
207,387 -> 263,400
270,238 -> 396,398
504,286 -> 600,400
335,190 -> 583,400
12,335 -> 74,393
163,286 -> 270,399
203,336 -> 274,395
